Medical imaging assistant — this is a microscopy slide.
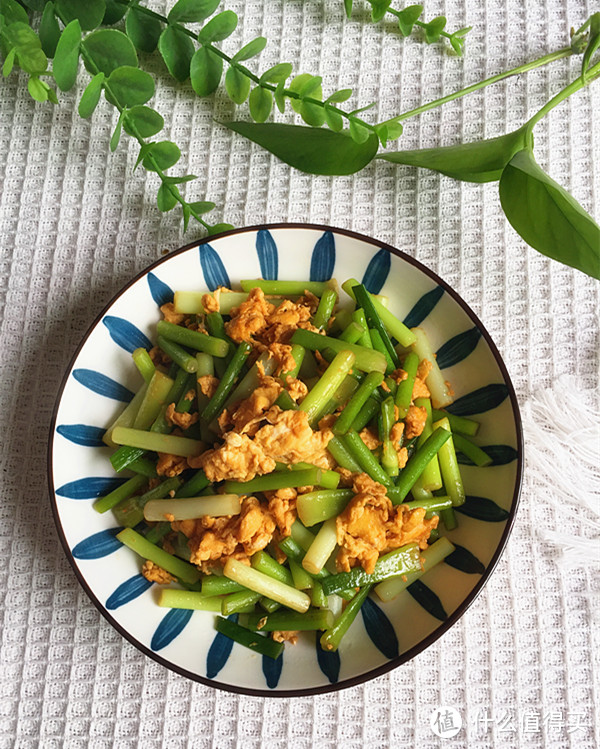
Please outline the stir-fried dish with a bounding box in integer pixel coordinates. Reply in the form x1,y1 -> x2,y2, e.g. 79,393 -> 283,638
96,278 -> 486,658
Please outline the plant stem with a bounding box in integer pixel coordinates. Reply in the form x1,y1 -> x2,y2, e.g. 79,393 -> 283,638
114,0 -> 378,133
74,33 -> 213,231
380,47 -> 574,128
525,58 -> 600,133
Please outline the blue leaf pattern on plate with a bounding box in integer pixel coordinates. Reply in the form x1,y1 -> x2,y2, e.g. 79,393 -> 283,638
103,316 -> 152,353
256,230 -> 278,280
316,636 -> 340,683
151,609 -> 193,651
262,653 -> 283,688
455,496 -> 510,522
361,249 -> 390,294
435,327 -> 482,369
457,444 -> 518,466
147,272 -> 174,306
444,544 -> 486,575
72,527 -> 124,559
56,476 -> 126,499
361,596 -> 399,659
206,614 -> 237,678
310,232 -> 335,281
402,286 -> 444,328
72,369 -> 134,402
56,424 -> 106,447
407,580 -> 447,621
199,244 -> 230,291
445,384 -> 509,416
106,574 -> 153,609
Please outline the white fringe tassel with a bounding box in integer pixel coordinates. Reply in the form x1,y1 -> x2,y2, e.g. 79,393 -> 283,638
522,375 -> 600,567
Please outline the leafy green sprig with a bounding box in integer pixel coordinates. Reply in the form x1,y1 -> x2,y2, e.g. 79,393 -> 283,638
106,0 -> 400,147
227,15 -> 600,278
346,1 -> 472,56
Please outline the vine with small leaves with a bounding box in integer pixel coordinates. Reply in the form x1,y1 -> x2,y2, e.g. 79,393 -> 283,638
344,1 -> 472,56
0,0 -> 598,277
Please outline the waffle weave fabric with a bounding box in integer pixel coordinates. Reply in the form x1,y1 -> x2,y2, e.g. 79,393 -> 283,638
0,0 -> 598,747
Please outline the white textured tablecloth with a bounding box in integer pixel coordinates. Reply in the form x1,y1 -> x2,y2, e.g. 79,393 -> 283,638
1,0 -> 598,747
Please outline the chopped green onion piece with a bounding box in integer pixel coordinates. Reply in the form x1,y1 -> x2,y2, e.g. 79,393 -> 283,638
215,616 -> 284,660
117,528 -> 200,584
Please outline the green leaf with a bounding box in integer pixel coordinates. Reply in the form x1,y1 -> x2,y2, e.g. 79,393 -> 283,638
343,0 -> 352,18
582,13 -> 600,80
39,2 -> 60,58
27,75 -> 48,101
224,121 -> 379,175
142,140 -> 181,171
225,65 -> 250,104
198,10 -> 237,44
207,222 -> 234,235
377,127 -> 529,183
2,47 -> 15,76
375,124 -> 388,147
232,36 -> 266,62
259,62 -> 292,85
370,0 -> 391,23
383,120 -> 403,141
189,200 -> 215,214
348,118 -> 370,144
47,86 -> 59,104
53,19 -> 81,91
110,112 -> 123,152
274,81 -> 285,113
325,88 -> 353,104
324,105 -> 343,132
248,85 -> 272,122
103,1 -> 127,25
190,45 -> 222,97
55,0 -> 106,31
3,22 -> 47,74
78,71 -> 104,118
397,4 -> 422,36
158,25 -> 194,82
106,65 -> 155,107
423,15 -> 446,43
157,183 -> 179,212
289,73 -> 325,127
449,26 -> 471,56
123,105 -> 164,137
126,7 -> 162,54
82,29 -> 138,76
168,0 -> 221,24
0,0 -> 28,24
163,174 -> 198,184
499,149 -> 600,279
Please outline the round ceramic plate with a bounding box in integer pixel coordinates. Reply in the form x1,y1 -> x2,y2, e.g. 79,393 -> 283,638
48,224 -> 523,696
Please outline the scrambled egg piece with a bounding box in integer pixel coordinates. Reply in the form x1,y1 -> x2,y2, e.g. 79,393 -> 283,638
230,375 -> 283,434
284,375 -> 308,402
253,408 -> 334,469
268,342 -> 297,376
390,422 -> 409,469
198,375 -> 219,398
390,368 -> 408,384
192,431 -> 276,482
335,474 -> 438,573
226,287 -> 275,343
178,496 -> 276,565
160,302 -> 185,325
359,427 -> 380,450
141,560 -> 176,584
225,287 -> 318,350
165,403 -> 199,430
157,451 -> 188,477
148,345 -> 171,368
265,487 -> 297,537
405,405 -> 427,439
272,630 -> 299,645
